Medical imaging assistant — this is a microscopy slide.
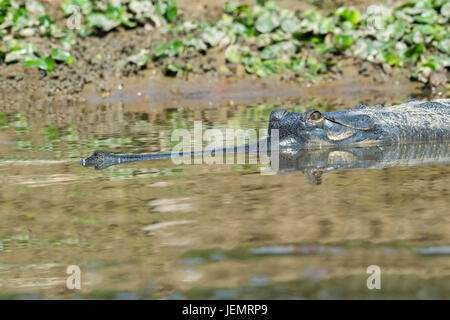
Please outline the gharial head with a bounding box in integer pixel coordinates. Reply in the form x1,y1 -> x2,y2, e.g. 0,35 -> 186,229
268,108 -> 379,148
80,150 -> 117,170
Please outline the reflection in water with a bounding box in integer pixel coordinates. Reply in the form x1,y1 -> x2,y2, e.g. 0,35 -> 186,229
278,142 -> 450,185
0,101 -> 449,299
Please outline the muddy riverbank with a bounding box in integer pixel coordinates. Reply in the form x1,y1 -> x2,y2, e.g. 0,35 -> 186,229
1,0 -> 448,112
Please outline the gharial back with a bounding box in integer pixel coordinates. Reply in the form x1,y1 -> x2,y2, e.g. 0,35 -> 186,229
350,99 -> 450,143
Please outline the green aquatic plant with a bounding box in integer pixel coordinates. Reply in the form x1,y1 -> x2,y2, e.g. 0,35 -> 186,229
0,0 -> 64,38
150,0 -> 449,82
0,0 -> 448,83
61,0 -> 178,35
2,40 -> 73,73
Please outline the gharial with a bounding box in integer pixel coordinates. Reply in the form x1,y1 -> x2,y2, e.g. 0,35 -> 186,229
80,98 -> 450,170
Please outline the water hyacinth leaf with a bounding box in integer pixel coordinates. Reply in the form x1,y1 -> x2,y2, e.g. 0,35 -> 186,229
165,64 -> 187,75
230,22 -> 247,35
281,17 -> 301,33
225,44 -> 243,63
257,59 -> 284,77
128,49 -> 150,66
202,27 -> 226,47
245,26 -> 255,37
421,61 -> 436,71
289,57 -> 305,71
315,43 -> 333,54
4,43 -> 37,63
413,0 -> 433,10
184,38 -> 207,51
318,18 -> 333,34
262,1 -> 278,10
334,34 -> 354,50
306,56 -> 326,74
270,29 -> 291,42
50,48 -> 74,64
13,7 -> 29,28
336,7 -> 359,25
153,40 -> 184,59
260,41 -> 296,60
256,33 -> 272,47
22,56 -> 55,73
241,53 -> 261,74
38,15 -> 53,29
279,8 -> 294,20
255,11 -> 280,33
405,43 -> 425,59
26,1 -> 45,17
61,0 -> 92,16
60,32 -> 77,50
165,0 -> 177,22
5,50 -> 26,63
224,1 -> 239,14
441,2 -> 450,17
293,32 -> 323,43
413,9 -> 438,23
86,12 -> 121,31
383,51 -> 399,66
437,39 -> 449,53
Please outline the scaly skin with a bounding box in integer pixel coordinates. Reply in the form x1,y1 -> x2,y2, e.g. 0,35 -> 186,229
81,99 -> 450,170
269,99 -> 450,149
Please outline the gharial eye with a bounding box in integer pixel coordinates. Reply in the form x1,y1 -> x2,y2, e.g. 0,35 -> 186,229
308,110 -> 323,122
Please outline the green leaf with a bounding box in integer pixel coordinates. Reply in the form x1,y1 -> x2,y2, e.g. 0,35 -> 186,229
153,40 -> 184,59
336,7 -> 359,25
255,11 -> 280,33
405,44 -> 425,59
22,56 -> 55,73
4,43 -> 37,63
441,2 -> 450,17
289,58 -> 305,71
281,17 -> 301,33
50,48 -> 74,65
421,61 -> 436,71
437,39 -> 449,53
38,15 -> 53,28
314,43 -> 333,54
260,41 -> 296,60
225,45 -> 243,63
87,12 -> 121,31
224,1 -> 239,13
383,51 -> 399,66
127,49 -> 150,67
166,0 -> 177,22
26,0 -> 45,16
413,9 -> 438,23
318,18 -> 333,34
202,27 -> 226,47
165,64 -> 187,75
333,34 -> 354,50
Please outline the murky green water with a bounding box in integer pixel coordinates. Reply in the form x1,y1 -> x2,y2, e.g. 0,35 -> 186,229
0,100 -> 449,299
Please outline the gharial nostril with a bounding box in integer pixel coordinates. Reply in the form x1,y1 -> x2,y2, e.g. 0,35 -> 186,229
269,108 -> 289,123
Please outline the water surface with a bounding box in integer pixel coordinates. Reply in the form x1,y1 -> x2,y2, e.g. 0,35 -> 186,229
0,98 -> 449,299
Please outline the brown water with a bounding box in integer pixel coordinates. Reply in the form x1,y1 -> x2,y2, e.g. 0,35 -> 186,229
0,80 -> 449,299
